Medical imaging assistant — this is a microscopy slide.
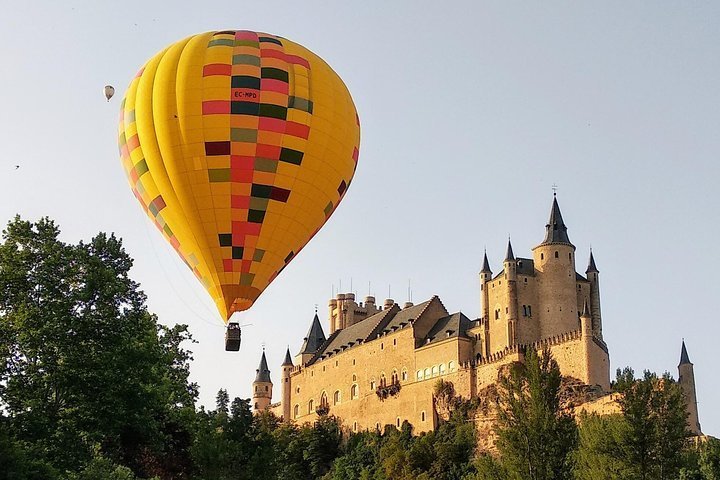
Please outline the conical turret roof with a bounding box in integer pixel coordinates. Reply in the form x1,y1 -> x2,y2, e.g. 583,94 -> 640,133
586,250 -> 599,273
480,250 -> 492,273
540,195 -> 573,246
581,299 -> 590,317
282,347 -> 293,366
298,313 -> 326,355
254,350 -> 271,383
679,340 -> 691,365
504,239 -> 515,262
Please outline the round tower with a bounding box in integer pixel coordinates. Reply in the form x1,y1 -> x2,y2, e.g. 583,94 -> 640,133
585,249 -> 603,339
678,341 -> 702,436
252,350 -> 273,412
532,195 -> 578,339
479,250 -> 492,321
503,239 -> 519,345
281,347 -> 293,422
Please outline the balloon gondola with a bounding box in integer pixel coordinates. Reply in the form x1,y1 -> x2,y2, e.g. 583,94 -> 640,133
225,322 -> 241,351
118,30 -> 360,348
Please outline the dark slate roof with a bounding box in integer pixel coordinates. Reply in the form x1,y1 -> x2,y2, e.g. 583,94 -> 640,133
255,351 -> 271,383
308,305 -> 400,364
680,340 -> 691,365
516,258 -> 535,276
586,250 -> 599,273
282,347 -> 293,366
540,196 -> 573,246
504,239 -> 515,262
298,314 -> 326,355
576,272 -> 589,282
480,250 -> 492,273
422,312 -> 473,346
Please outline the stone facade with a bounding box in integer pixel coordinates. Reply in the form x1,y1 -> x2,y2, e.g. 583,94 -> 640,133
251,196 -> 699,436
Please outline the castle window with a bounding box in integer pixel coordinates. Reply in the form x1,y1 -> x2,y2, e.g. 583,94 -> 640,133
352,374 -> 357,381
322,366 -> 326,372
320,392 -> 328,408
417,370 -> 423,380
380,373 -> 387,387
505,307 -> 508,314
495,309 -> 500,320
431,366 -> 438,377
402,369 -> 408,381
381,343 -> 384,350
555,251 -> 559,258
421,411 -> 426,422
370,379 -> 376,390
522,305 -> 527,316
396,418 -> 401,427
294,404 -> 299,419
333,390 -> 341,405
569,252 -> 572,260
449,361 -> 456,372
311,371 -> 314,377
353,359 -> 356,366
296,387 -> 300,393
424,368 -> 430,378
376,423 -> 380,431
335,360 -> 338,367
476,353 -> 481,363
541,253 -> 544,260
524,278 -> 527,283
351,384 -> 358,399
255,386 -> 258,392
265,385 -> 268,392
308,400 -> 314,413
353,422 -> 358,432
254,402 -> 258,409
439,363 -> 446,375
393,338 -> 397,346
528,306 -> 532,316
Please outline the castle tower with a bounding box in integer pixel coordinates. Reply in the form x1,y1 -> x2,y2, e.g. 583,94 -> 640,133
281,347 -> 293,422
479,250 -> 492,358
585,250 -> 603,339
532,195 -> 578,339
252,350 -> 273,412
504,239 -> 519,345
296,313 -> 326,366
678,341 -> 702,435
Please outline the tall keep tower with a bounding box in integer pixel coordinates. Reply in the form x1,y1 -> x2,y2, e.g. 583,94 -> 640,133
532,195 -> 579,339
281,348 -> 293,422
252,350 -> 273,412
678,341 -> 702,435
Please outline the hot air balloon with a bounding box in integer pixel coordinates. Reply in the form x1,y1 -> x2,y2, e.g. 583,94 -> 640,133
104,85 -> 115,101
118,30 -> 360,348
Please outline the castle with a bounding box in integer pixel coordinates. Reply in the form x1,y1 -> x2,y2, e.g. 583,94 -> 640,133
250,196 -> 702,436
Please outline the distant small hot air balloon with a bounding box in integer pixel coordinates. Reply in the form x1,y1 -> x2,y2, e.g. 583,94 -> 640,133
104,85 -> 115,101
118,30 -> 360,347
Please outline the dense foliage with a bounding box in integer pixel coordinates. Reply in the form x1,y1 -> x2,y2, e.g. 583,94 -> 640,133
1,217 -> 719,479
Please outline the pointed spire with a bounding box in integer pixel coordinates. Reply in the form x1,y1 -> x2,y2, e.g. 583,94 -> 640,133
480,249 -> 492,273
581,299 -> 591,317
679,340 -> 691,365
254,350 -> 271,383
504,238 -> 515,262
586,249 -> 599,274
298,313 -> 326,355
282,347 -> 293,366
541,195 -> 573,246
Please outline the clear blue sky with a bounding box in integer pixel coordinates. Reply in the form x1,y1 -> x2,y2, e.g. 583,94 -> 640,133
1,1 -> 718,435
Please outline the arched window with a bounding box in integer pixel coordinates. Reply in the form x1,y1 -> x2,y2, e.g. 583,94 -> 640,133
421,411 -> 426,422
380,373 -> 387,387
431,365 -> 438,377
351,384 -> 358,399
254,402 -> 258,409
439,363 -> 446,375
541,253 -> 544,260
495,309 -> 500,320
555,251 -> 559,258
402,369 -> 408,381
449,361 -> 456,372
320,392 -> 329,408
308,400 -> 313,413
424,368 -> 430,378
352,374 -> 356,381
333,390 -> 341,405
370,378 -> 376,390
294,404 -> 299,419
417,370 -> 423,380
391,370 -> 398,384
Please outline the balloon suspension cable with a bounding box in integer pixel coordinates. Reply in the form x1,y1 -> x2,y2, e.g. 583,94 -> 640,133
142,218 -> 223,329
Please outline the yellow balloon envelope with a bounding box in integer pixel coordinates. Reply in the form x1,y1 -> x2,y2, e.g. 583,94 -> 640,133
118,30 -> 360,321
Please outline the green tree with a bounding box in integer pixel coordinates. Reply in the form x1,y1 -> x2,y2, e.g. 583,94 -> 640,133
615,368 -> 689,480
573,413 -> 633,480
492,346 -> 578,480
0,217 -> 197,477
